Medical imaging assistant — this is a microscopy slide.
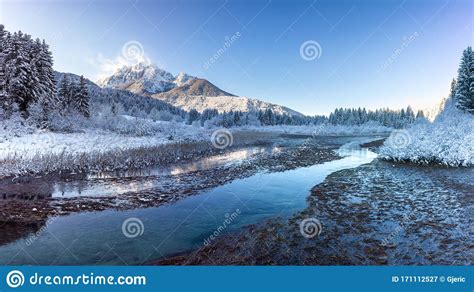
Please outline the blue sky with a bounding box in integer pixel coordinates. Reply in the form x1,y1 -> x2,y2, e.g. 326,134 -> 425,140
1,0 -> 472,115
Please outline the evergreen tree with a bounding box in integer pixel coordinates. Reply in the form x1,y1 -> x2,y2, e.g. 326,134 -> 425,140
37,40 -> 57,105
186,109 -> 200,124
449,78 -> 457,98
58,75 -> 71,112
75,75 -> 90,117
0,25 -> 7,116
455,47 -> 474,113
416,110 -> 425,120
5,31 -> 35,114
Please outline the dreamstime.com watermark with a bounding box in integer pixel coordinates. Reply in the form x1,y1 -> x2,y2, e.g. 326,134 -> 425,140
288,130 -> 322,158
203,32 -> 241,70
25,216 -> 58,247
203,209 -> 241,246
378,32 -> 419,72
5,270 -> 146,288
381,212 -> 416,246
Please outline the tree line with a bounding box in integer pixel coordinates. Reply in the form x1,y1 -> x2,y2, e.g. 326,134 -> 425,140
184,106 -> 423,128
328,106 -> 424,128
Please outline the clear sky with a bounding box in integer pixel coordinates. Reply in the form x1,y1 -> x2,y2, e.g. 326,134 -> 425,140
1,0 -> 473,115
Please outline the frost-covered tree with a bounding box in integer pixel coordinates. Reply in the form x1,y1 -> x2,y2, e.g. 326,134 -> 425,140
455,47 -> 474,113
416,110 -> 426,120
0,25 -> 8,117
327,106 -> 418,128
200,108 -> 218,126
4,31 -> 34,114
37,39 -> 57,105
0,26 -> 56,117
74,75 -> 90,117
58,75 -> 73,113
186,109 -> 200,124
449,78 -> 457,98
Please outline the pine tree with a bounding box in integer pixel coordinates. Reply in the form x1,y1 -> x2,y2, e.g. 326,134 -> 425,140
37,40 -> 57,105
74,75 -> 90,117
449,78 -> 457,98
5,31 -> 34,114
0,25 -> 7,117
186,109 -> 200,124
58,75 -> 71,112
455,47 -> 474,113
416,110 -> 425,120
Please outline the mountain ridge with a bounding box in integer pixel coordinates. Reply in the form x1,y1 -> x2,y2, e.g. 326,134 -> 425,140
98,63 -> 304,116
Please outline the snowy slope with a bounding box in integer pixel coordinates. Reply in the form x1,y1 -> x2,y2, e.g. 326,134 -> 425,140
154,91 -> 301,116
153,79 -> 302,116
54,71 -> 100,91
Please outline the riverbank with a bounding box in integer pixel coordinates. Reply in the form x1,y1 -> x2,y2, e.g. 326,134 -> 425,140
154,146 -> 473,265
0,134 -> 347,246
0,130 -> 281,178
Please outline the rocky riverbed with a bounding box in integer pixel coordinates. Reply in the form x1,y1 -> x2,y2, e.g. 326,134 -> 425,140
0,135 -> 344,246
154,150 -> 473,265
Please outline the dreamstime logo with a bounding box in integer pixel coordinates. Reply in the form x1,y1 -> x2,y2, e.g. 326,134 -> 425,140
122,40 -> 144,63
211,129 -> 233,149
6,270 -> 25,288
387,129 -> 412,149
299,40 -> 322,61
299,218 -> 322,238
122,217 -> 144,238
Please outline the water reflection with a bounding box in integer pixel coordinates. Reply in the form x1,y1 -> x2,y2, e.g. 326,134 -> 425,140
0,145 -> 281,199
0,181 -> 53,200
0,139 -> 379,265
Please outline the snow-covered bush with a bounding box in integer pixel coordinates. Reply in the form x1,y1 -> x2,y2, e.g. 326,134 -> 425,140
380,99 -> 474,166
0,110 -> 36,142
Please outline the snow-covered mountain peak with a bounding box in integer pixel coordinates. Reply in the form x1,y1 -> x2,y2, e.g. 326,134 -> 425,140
174,72 -> 195,86
98,63 -> 195,94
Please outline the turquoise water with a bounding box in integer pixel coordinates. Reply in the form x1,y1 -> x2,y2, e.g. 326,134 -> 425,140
0,138 -> 378,265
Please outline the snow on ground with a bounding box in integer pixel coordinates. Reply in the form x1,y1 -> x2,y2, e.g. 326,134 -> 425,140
0,120 -> 391,160
0,116 -> 395,177
0,120 -> 207,160
380,101 -> 474,167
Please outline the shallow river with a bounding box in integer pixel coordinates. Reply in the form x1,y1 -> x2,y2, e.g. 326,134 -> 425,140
0,137 -> 379,265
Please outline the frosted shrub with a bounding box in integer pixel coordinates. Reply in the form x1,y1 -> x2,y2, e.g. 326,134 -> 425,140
380,100 -> 474,167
